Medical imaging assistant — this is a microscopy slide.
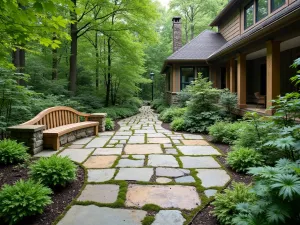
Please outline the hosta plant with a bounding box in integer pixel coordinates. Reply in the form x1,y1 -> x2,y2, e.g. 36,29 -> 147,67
29,155 -> 77,188
0,179 -> 52,225
0,139 -> 29,165
105,117 -> 115,131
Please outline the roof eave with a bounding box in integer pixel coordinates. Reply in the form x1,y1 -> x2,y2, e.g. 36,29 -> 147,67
210,0 -> 240,27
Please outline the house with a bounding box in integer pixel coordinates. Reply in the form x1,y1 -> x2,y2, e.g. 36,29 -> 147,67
161,0 -> 300,115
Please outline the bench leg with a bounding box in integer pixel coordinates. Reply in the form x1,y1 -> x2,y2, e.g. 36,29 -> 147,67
44,136 -> 60,151
94,125 -> 99,136
53,138 -> 60,151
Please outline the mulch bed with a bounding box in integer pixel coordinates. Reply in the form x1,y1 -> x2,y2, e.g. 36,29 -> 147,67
161,122 -> 253,225
0,161 -> 85,225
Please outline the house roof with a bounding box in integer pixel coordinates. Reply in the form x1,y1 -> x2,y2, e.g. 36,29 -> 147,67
166,30 -> 227,61
208,0 -> 300,60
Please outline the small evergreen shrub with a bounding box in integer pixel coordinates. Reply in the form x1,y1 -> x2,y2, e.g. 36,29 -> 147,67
151,98 -> 167,110
227,147 -> 264,172
219,89 -> 238,115
212,182 -> 256,225
159,107 -> 186,123
170,117 -> 186,131
105,118 -> 115,131
0,179 -> 52,225
29,155 -> 77,188
0,139 -> 30,165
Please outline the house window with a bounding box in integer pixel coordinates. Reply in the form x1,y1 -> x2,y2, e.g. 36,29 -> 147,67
244,2 -> 254,29
180,67 -> 194,90
271,0 -> 285,12
197,67 -> 209,79
256,0 -> 268,22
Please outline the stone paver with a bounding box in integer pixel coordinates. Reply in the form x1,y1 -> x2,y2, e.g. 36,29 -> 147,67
87,169 -> 115,182
93,148 -> 122,155
148,155 -> 179,167
126,184 -> 201,210
83,156 -> 118,168
152,210 -> 186,225
58,148 -> 94,163
57,205 -> 146,225
55,106 -> 231,225
196,169 -> 231,187
178,146 -> 221,155
124,144 -> 163,154
115,168 -> 154,181
34,150 -> 57,158
78,184 -> 119,203
180,156 -> 221,168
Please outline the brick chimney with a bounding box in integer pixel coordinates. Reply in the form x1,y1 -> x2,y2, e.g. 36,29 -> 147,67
172,17 -> 182,53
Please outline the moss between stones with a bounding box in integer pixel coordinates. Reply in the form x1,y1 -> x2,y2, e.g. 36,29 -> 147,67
141,204 -> 161,212
142,215 -> 155,225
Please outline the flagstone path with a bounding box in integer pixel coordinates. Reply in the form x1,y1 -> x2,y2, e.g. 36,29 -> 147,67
36,106 -> 231,225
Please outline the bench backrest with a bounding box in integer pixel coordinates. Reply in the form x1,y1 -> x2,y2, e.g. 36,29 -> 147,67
23,106 -> 90,130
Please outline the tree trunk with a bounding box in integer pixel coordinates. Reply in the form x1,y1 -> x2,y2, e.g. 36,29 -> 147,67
52,36 -> 58,80
95,32 -> 99,89
105,37 -> 112,107
69,0 -> 77,95
12,50 -> 20,72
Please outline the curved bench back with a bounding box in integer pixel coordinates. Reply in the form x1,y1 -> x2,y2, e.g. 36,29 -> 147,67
23,106 -> 90,130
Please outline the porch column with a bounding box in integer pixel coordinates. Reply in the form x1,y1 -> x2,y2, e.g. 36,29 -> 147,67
211,67 -> 218,88
237,53 -> 247,108
266,40 -> 280,115
172,64 -> 177,92
226,63 -> 230,89
229,58 -> 236,92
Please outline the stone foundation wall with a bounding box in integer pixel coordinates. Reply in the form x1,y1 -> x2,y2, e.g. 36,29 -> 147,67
166,92 -> 179,105
60,127 -> 95,146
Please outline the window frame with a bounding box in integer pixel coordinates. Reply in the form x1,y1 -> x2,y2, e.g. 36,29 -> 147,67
244,1 -> 255,30
256,0 -> 269,22
180,66 -> 195,90
271,0 -> 285,12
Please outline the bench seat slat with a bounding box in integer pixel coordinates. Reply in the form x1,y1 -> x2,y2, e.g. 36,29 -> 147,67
43,121 -> 99,137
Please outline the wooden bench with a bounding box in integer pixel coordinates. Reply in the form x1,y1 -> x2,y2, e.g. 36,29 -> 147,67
9,106 -> 105,153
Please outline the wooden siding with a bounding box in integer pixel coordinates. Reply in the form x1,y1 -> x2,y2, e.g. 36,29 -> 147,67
219,11 -> 240,41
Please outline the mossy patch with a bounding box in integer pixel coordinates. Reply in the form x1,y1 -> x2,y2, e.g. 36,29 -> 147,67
141,204 -> 161,212
142,215 -> 155,225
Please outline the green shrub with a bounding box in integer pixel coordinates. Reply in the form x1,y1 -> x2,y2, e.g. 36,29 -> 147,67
219,89 -> 238,115
0,139 -> 30,165
0,179 -> 52,225
227,147 -> 264,172
159,107 -> 186,123
99,106 -> 139,120
156,104 -> 168,113
105,118 -> 115,131
170,117 -> 186,131
212,182 -> 256,225
29,155 -> 77,188
233,159 -> 300,225
151,98 -> 167,110
208,121 -> 250,144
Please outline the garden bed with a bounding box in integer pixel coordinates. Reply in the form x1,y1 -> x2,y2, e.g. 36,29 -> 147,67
0,161 -> 85,225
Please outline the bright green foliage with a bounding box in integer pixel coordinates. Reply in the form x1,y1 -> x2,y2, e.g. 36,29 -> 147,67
227,147 -> 264,172
105,118 -> 115,131
0,139 -> 29,165
233,159 -> 300,225
29,155 -> 77,188
212,182 -> 256,225
151,98 -> 168,110
290,57 -> 300,86
170,117 -> 186,131
100,106 -> 140,120
142,216 -> 155,225
208,121 -> 250,144
159,107 -> 186,123
0,179 -> 52,225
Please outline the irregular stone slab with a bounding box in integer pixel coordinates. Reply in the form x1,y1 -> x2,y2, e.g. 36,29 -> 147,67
135,130 -> 156,134
72,137 -> 94,145
132,155 -> 145,159
175,176 -> 195,183
205,189 -> 218,198
115,131 -> 132,136
78,184 -> 119,203
126,185 -> 201,210
115,168 -> 154,181
93,148 -> 122,155
112,136 -> 130,140
124,144 -> 163,155
178,146 -> 221,155
117,159 -> 144,167
156,168 -> 190,177
115,144 -> 124,148
152,210 -> 186,225
147,138 -> 171,144
67,144 -> 84,149
181,140 -> 209,146
83,156 -> 118,168
57,205 -> 146,225
180,156 -> 221,168
163,144 -> 173,148
156,177 -> 172,184
196,169 -> 230,188
147,133 -> 166,138
59,148 -> 94,163
34,150 -> 57,158
148,155 -> 179,167
183,134 -> 203,140
119,140 -> 127,144
101,131 -> 115,136
128,136 -> 145,144
85,137 -> 110,148
165,149 -> 178,155
172,140 -> 181,144
87,169 -> 115,182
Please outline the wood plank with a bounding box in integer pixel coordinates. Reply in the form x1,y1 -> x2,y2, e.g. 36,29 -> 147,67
46,114 -> 50,129
53,112 -> 57,128
58,111 -> 62,126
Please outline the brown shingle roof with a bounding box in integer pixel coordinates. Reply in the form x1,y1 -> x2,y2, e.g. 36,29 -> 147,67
166,30 -> 227,61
